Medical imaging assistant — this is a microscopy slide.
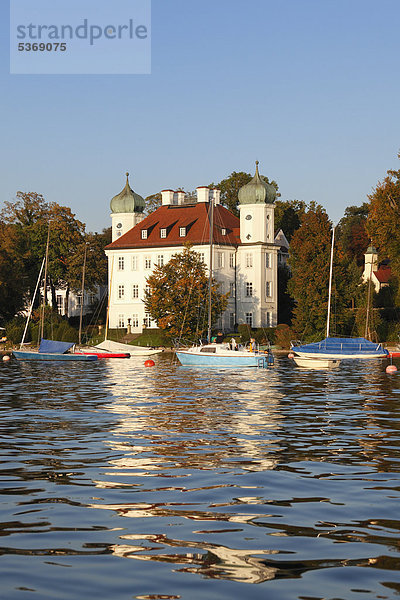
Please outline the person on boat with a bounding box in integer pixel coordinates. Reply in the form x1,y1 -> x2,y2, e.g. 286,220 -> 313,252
249,338 -> 256,352
215,332 -> 224,344
230,338 -> 238,351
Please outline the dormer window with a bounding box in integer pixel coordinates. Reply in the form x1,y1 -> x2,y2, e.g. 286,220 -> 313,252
160,228 -> 167,239
141,229 -> 148,239
221,228 -> 226,236
179,227 -> 186,237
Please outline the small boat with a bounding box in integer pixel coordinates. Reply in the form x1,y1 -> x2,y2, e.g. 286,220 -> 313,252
292,355 -> 341,369
291,336 -> 388,360
388,351 -> 400,359
94,339 -> 162,357
75,348 -> 130,359
176,342 -> 274,368
13,339 -> 97,361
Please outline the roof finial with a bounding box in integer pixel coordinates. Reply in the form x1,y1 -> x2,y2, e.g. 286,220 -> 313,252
255,160 -> 260,176
126,171 -> 129,179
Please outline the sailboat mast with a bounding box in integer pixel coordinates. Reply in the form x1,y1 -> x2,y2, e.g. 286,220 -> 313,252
78,242 -> 88,346
40,221 -> 51,341
207,195 -> 214,343
105,255 -> 114,342
326,226 -> 335,338
365,259 -> 373,340
20,256 -> 45,349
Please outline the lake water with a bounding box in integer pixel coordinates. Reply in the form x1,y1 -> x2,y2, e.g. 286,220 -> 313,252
1,354 -> 400,600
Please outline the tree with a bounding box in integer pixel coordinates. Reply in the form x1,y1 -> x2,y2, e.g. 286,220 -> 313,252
210,170 -> 279,215
367,153 -> 400,299
288,203 -> 354,339
337,203 -> 369,266
144,246 -> 229,340
274,199 -> 306,242
144,192 -> 162,215
0,221 -> 25,321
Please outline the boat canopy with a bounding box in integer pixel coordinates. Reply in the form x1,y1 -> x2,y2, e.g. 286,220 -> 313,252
39,339 -> 74,354
293,337 -> 388,356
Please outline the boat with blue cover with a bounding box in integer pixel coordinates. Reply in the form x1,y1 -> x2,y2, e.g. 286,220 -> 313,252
13,339 -> 97,361
291,336 -> 388,360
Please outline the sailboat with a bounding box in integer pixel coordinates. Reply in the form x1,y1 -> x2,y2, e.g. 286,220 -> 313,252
13,223 -> 97,362
175,196 -> 274,368
93,255 -> 163,357
290,227 -> 388,361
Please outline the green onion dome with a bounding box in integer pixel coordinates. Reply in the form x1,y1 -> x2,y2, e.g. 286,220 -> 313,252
238,161 -> 276,205
110,172 -> 145,214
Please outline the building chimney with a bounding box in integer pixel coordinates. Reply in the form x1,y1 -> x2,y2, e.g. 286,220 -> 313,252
161,189 -> 175,205
196,186 -> 210,203
176,191 -> 185,205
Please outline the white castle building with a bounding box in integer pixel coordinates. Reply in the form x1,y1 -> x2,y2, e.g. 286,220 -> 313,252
105,164 -> 280,333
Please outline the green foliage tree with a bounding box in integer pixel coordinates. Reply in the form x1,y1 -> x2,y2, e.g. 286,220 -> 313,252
144,246 -> 229,341
337,203 -> 369,266
274,199 -> 306,242
0,221 -> 25,321
288,203 -> 356,339
144,192 -> 162,215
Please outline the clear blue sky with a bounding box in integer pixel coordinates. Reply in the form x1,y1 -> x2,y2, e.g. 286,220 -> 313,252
1,0 -> 399,233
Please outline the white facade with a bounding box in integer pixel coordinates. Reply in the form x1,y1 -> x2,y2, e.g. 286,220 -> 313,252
105,174 -> 279,332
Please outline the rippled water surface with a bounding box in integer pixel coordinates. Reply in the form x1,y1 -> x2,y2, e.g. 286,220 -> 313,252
1,354 -> 400,600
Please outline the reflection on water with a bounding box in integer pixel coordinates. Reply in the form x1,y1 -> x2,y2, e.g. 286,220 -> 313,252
1,355 -> 400,599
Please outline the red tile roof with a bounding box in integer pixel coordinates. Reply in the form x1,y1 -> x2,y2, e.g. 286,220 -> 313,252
106,203 -> 241,250
374,264 -> 392,284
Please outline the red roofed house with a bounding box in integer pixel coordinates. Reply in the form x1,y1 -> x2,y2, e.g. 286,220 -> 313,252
362,245 -> 392,292
105,164 -> 279,334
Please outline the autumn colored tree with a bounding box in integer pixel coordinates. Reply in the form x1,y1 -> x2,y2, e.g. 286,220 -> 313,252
144,246 -> 229,340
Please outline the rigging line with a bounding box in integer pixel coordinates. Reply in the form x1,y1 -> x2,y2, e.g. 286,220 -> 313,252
20,256 -> 46,348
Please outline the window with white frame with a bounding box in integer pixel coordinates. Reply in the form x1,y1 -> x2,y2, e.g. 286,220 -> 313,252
221,228 -> 226,236
265,253 -> 271,269
118,256 -> 124,271
118,314 -> 125,328
229,253 -> 235,268
217,252 -> 223,268
198,252 -> 205,263
141,229 -> 148,239
118,285 -> 125,299
179,227 -> 186,237
143,313 -> 151,327
245,253 -> 253,268
76,292 -> 83,307
132,314 -> 139,328
266,281 -> 272,298
132,284 -> 139,299
88,293 -> 96,305
245,282 -> 253,297
56,295 -> 62,313
245,312 -> 253,326
131,255 -> 138,270
160,228 -> 167,238
145,256 -> 151,269
157,255 -> 164,267
145,284 -> 151,296
229,282 -> 235,297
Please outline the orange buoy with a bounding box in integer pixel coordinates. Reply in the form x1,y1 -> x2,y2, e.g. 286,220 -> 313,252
2,355 -> 10,362
288,353 -> 294,359
144,359 -> 155,367
386,364 -> 398,374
